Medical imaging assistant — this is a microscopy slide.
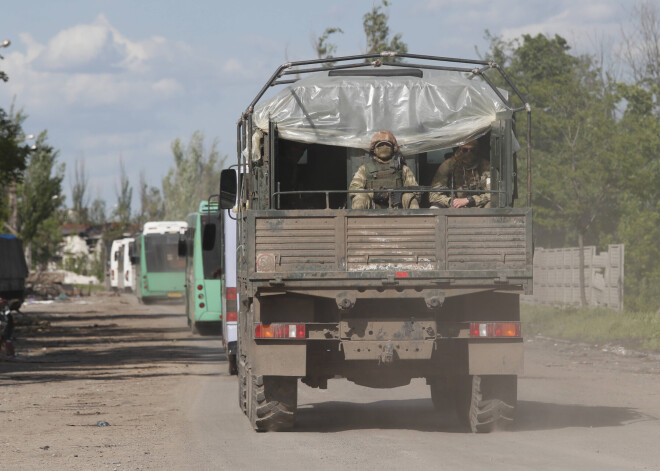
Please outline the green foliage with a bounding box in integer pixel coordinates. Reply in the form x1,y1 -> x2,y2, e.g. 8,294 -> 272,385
483,30 -> 660,310
315,27 -> 343,64
162,131 -> 226,220
16,131 -> 66,269
112,157 -> 133,229
70,159 -> 89,224
362,0 -> 407,60
522,304 -> 660,352
88,198 -> 107,226
0,107 -> 30,188
63,253 -> 89,276
90,242 -> 107,282
137,170 -> 164,228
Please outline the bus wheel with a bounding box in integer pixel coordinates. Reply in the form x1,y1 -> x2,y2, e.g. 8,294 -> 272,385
228,354 -> 238,375
455,375 -> 517,433
248,373 -> 297,432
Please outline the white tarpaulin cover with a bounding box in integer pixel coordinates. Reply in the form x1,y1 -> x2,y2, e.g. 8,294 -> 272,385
252,67 -> 512,155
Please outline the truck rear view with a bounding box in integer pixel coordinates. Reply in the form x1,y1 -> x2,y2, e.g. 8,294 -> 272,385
220,53 -> 533,432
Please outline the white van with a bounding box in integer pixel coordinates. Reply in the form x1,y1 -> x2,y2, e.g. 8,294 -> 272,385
122,238 -> 135,292
109,239 -> 124,291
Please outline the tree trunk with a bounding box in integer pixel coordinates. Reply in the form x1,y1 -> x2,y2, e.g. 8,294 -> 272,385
578,231 -> 588,307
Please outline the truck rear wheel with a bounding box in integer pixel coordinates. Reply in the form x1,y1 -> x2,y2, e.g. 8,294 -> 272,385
238,359 -> 248,414
455,375 -> 517,433
248,374 -> 297,432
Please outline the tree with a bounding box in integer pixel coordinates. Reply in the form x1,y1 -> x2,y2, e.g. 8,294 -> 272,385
137,170 -> 164,227
162,131 -> 226,220
363,0 -> 407,60
0,107 -> 30,190
112,157 -> 133,228
314,27 -> 343,65
1,38 -> 10,83
16,131 -> 66,269
70,159 -> 90,224
485,34 -> 621,306
88,197 -> 107,226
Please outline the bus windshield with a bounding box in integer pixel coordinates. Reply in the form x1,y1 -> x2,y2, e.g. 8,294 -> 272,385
201,214 -> 223,279
145,233 -> 185,273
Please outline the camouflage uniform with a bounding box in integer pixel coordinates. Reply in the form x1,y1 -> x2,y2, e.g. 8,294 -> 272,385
349,130 -> 419,209
429,147 -> 491,208
349,160 -> 419,209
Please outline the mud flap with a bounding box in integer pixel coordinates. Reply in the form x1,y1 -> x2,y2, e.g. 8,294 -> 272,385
251,342 -> 306,376
468,341 -> 523,375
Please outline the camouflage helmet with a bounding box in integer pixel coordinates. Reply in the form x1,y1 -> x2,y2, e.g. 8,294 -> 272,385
369,130 -> 399,154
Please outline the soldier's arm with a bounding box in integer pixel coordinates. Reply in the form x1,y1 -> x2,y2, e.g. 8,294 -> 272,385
349,165 -> 367,191
402,165 -> 419,186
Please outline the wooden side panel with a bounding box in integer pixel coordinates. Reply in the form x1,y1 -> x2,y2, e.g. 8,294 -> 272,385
346,216 -> 438,271
255,217 -> 337,272
446,215 -> 527,270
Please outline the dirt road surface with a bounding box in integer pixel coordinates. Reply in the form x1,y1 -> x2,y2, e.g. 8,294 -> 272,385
1,294 -> 659,470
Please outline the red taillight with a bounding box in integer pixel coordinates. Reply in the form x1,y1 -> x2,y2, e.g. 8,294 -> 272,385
470,322 -> 521,338
125,270 -> 129,281
395,271 -> 408,278
254,323 -> 306,339
226,287 -> 237,300
198,293 -> 204,299
111,270 -> 115,279
197,284 -> 203,290
226,311 -> 237,322
199,302 -> 205,308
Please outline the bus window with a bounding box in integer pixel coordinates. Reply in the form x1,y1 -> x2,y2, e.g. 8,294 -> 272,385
201,215 -> 223,279
145,233 -> 185,273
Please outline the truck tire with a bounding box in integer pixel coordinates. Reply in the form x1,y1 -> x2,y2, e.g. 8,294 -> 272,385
238,360 -> 248,415
455,375 -> 517,433
248,374 -> 297,432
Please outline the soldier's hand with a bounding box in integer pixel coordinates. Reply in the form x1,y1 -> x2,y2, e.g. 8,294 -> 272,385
452,198 -> 469,208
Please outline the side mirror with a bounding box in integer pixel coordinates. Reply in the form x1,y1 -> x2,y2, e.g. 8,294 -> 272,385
202,223 -> 216,251
219,169 -> 237,209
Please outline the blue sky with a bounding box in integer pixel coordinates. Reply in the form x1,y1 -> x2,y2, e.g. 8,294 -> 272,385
0,0 -> 632,209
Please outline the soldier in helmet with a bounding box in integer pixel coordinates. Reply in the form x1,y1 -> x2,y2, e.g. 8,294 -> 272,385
349,131 -> 419,209
429,140 -> 491,208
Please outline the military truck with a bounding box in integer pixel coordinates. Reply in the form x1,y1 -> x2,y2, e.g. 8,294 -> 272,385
218,53 -> 533,433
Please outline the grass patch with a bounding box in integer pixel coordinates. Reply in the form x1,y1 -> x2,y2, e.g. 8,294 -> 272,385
73,283 -> 106,292
521,304 -> 660,353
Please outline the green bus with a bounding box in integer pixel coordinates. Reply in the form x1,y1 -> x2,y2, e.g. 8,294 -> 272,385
180,201 -> 224,334
134,221 -> 188,304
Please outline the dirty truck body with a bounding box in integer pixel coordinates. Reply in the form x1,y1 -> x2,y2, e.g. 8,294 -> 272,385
221,53 -> 533,432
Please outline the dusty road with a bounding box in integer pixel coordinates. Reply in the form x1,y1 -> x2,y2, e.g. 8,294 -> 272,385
1,294 -> 660,470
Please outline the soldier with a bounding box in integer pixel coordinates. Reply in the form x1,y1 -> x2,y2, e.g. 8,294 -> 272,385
429,140 -> 491,208
349,131 -> 419,209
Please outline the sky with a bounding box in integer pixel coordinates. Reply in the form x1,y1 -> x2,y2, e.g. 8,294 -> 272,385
0,0 -> 635,211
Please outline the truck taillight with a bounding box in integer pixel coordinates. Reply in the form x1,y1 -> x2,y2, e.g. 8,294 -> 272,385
226,287 -> 237,300
254,323 -> 306,339
470,322 -> 521,338
226,311 -> 237,322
